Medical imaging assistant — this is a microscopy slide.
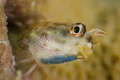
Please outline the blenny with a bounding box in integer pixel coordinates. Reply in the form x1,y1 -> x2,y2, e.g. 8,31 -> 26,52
9,22 -> 105,65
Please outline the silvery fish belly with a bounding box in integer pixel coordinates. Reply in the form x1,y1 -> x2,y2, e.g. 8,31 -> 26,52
27,22 -> 105,64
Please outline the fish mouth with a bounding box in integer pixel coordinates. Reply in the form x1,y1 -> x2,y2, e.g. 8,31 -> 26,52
76,46 -> 93,60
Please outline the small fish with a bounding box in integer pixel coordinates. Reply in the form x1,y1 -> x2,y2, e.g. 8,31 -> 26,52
9,22 -> 105,65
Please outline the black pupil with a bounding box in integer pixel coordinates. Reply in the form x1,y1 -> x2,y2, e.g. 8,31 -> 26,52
74,26 -> 80,33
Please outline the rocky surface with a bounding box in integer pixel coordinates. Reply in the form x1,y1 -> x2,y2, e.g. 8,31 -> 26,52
0,0 -> 120,80
0,1 -> 15,80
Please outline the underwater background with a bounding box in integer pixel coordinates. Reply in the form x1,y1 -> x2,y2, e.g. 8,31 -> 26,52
2,0 -> 120,80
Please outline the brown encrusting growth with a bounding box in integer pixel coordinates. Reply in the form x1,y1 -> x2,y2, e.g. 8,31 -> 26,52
0,1 -> 15,80
4,0 -> 46,28
0,0 -> 120,80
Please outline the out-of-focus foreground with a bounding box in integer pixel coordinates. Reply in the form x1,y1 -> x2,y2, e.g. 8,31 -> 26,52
0,1 -> 15,80
1,0 -> 120,80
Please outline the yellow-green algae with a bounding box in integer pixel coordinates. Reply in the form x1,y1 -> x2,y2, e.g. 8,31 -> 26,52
4,0 -> 120,80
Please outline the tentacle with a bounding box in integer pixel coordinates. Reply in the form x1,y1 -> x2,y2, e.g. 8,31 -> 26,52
84,29 -> 105,38
89,29 -> 105,37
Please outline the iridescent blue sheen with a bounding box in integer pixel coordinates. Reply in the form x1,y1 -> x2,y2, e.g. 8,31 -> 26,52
40,55 -> 77,64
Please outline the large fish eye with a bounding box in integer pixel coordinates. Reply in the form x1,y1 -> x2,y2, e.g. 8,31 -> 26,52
69,23 -> 86,37
73,26 -> 80,33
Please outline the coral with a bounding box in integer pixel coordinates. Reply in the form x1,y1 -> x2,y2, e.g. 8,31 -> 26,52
1,0 -> 120,80
0,1 -> 15,80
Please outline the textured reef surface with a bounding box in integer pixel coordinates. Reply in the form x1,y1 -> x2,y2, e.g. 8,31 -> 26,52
0,0 -> 120,80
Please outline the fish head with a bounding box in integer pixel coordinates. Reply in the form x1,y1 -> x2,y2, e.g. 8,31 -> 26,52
29,22 -> 104,64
